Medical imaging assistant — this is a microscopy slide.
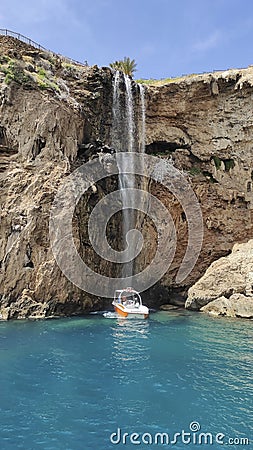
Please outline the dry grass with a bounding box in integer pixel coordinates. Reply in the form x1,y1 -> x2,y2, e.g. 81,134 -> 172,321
136,73 -> 199,86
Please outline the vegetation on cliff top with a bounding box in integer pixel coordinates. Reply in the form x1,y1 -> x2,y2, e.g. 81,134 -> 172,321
0,53 -> 61,92
109,57 -> 137,77
136,73 -> 200,85
0,47 -> 87,99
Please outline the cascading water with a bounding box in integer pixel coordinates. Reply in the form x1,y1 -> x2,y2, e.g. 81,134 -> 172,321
111,71 -> 146,279
139,83 -> 146,153
124,74 -> 135,153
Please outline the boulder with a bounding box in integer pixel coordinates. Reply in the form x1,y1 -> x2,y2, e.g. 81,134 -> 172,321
160,304 -> 181,311
201,294 -> 253,319
186,240 -> 253,318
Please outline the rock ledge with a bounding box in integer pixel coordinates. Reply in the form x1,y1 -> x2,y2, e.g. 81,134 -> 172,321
186,240 -> 253,319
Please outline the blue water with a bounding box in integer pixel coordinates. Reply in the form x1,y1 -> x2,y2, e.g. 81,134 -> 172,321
0,311 -> 252,449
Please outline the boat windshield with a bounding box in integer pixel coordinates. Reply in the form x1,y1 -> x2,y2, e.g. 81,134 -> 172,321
119,290 -> 141,306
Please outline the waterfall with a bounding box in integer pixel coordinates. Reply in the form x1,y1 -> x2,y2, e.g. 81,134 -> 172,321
139,83 -> 146,153
112,71 -> 123,152
124,74 -> 135,153
111,71 -> 146,280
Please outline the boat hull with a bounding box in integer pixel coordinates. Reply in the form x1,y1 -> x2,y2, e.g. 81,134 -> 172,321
114,304 -> 149,319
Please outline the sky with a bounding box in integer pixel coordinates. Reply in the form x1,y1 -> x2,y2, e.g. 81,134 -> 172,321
1,0 -> 253,79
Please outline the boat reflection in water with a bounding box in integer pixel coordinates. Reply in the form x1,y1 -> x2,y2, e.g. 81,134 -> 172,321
109,318 -> 151,422
111,318 -> 150,366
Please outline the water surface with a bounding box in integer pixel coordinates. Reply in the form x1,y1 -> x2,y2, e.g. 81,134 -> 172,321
0,311 -> 252,449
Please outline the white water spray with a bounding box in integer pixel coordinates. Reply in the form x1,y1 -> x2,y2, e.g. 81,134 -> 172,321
111,72 -> 146,278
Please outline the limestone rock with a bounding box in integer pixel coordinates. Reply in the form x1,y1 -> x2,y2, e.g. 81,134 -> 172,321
0,36 -> 114,319
201,294 -> 253,319
139,68 -> 253,303
1,34 -> 253,318
0,289 -> 50,320
186,240 -> 253,315
160,304 -> 181,311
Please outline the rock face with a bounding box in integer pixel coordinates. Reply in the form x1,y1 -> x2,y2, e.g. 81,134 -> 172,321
139,70 -> 253,301
0,36 -> 114,319
1,35 -> 253,319
201,294 -> 253,319
186,240 -> 253,318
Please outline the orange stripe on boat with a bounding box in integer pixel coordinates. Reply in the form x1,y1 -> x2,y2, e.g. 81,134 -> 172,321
114,305 -> 128,317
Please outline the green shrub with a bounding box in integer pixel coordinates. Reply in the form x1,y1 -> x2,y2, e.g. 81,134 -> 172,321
4,73 -> 13,84
0,55 -> 10,65
203,171 -> 218,183
62,62 -> 80,78
212,156 -> 221,169
189,166 -> 202,175
37,76 -> 60,92
33,66 -> 60,93
37,67 -> 47,78
224,159 -> 235,171
3,60 -> 33,86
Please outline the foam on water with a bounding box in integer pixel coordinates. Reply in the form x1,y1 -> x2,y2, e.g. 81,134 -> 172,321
103,311 -> 118,319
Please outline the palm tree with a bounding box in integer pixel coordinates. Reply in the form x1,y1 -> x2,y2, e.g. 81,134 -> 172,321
109,60 -> 122,71
109,57 -> 137,78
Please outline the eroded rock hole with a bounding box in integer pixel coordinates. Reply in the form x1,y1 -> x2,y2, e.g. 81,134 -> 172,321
0,126 -> 7,146
32,137 -> 46,159
146,140 -> 189,155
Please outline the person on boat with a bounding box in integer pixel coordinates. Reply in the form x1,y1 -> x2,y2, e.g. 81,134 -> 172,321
134,296 -> 139,307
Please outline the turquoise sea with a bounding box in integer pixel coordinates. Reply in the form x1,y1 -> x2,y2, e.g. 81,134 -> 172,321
0,311 -> 252,449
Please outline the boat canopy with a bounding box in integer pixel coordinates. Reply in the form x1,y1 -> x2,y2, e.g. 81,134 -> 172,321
114,288 -> 142,306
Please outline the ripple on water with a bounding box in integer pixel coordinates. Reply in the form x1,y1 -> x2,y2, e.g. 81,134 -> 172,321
0,311 -> 252,449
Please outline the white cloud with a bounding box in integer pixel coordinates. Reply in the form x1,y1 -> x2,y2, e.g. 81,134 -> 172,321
192,30 -> 222,52
0,0 -> 93,52
1,0 -> 89,30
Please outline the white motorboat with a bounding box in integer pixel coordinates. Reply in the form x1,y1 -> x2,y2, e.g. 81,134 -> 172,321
112,287 -> 149,319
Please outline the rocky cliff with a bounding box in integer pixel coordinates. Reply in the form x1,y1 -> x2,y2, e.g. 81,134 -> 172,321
186,240 -> 253,319
140,69 -> 253,303
0,36 -> 114,319
0,35 -> 253,319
